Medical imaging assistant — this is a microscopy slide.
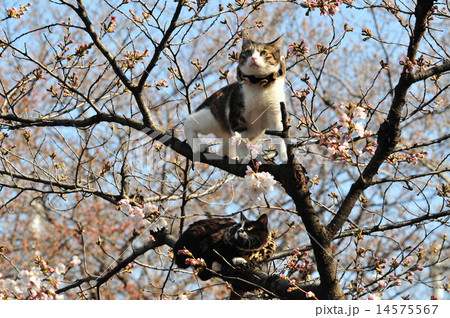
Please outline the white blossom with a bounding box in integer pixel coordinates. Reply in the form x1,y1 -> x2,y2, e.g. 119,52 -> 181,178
0,260 -> 72,300
367,293 -> 381,300
132,206 -> 145,218
118,199 -> 133,214
143,202 -> 158,216
70,255 -> 81,267
149,218 -> 168,232
256,172 -> 277,192
339,113 -> 350,128
353,106 -> 367,119
55,263 -> 66,276
231,132 -> 243,146
244,166 -> 276,198
354,122 -> 365,137
246,142 -> 263,157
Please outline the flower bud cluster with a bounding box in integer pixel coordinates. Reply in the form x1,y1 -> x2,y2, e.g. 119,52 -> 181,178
6,3 -> 31,19
287,40 -> 309,58
387,151 -> 428,165
300,0 -> 347,16
316,102 -> 377,163
117,199 -> 167,232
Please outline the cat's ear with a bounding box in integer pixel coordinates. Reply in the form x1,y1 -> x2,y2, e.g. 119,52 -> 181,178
240,212 -> 249,222
241,33 -> 253,48
257,214 -> 268,226
269,35 -> 283,50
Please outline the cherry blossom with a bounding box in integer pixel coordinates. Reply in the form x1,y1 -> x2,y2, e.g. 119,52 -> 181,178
378,280 -> 387,288
149,218 -> 168,232
6,3 -> 31,19
300,0 -> 347,16
339,113 -> 350,128
315,101 -> 379,163
387,151 -> 428,165
122,49 -> 150,70
231,132 -> 243,146
354,122 -> 365,137
143,202 -> 158,217
102,15 -> 117,33
69,256 -> 81,267
0,256 -> 82,300
305,291 -> 316,298
367,293 -> 381,300
353,106 -> 367,119
118,198 -> 132,213
246,142 -> 263,158
244,165 -> 277,198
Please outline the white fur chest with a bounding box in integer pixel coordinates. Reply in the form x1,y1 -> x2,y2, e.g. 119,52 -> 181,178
241,78 -> 285,135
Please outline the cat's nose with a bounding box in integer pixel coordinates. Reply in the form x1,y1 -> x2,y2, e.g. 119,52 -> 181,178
252,57 -> 258,62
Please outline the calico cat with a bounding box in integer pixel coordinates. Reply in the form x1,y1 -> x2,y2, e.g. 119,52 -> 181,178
173,214 -> 276,281
184,35 -> 287,162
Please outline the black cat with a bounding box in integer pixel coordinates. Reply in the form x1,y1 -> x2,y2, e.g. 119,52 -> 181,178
173,214 -> 276,281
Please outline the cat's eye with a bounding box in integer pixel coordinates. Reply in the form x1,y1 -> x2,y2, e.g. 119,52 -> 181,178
260,50 -> 268,57
246,226 -> 254,231
243,50 -> 252,57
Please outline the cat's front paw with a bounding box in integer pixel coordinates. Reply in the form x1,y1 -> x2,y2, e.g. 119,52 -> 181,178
231,257 -> 247,266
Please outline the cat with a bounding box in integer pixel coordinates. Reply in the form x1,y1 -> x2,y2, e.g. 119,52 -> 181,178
184,35 -> 288,162
173,214 -> 276,281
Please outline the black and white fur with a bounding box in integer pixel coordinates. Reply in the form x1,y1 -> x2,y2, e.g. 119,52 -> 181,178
184,35 -> 287,162
173,214 -> 273,281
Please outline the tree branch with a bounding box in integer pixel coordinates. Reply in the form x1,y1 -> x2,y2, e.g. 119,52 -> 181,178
136,1 -> 184,91
72,0 -> 160,130
410,60 -> 450,83
73,0 -> 134,91
271,209 -> 450,261
326,0 -> 437,237
216,266 -> 321,300
372,168 -> 450,185
56,229 -> 177,297
0,169 -> 120,204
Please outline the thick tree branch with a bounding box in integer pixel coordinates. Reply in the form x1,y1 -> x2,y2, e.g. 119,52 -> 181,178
410,60 -> 450,83
0,110 -> 250,176
217,266 -> 321,300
